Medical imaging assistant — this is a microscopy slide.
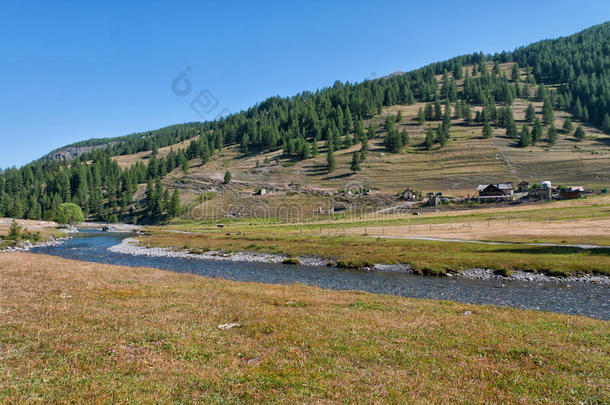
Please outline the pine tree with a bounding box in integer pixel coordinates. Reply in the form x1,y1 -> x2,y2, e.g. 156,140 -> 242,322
424,103 -> 434,121
547,125 -> 558,145
518,125 -> 532,147
574,98 -> 583,119
525,103 -> 536,122
350,150 -> 361,173
342,134 -> 353,149
400,129 -> 409,146
519,124 -> 532,148
511,63 -> 520,81
506,110 -> 518,138
224,170 -> 232,184
354,119 -> 364,142
532,118 -> 543,145
367,123 -> 376,139
443,101 -> 452,129
344,106 -> 353,134
326,144 -> 336,172
464,104 -> 473,125
385,115 -> 395,132
602,114 -> 610,134
311,140 -> 319,156
574,126 -> 586,141
483,122 -> 493,138
424,127 -> 435,150
434,98 -> 442,120
542,99 -> 554,125
418,107 -> 426,125
182,159 -> 189,174
151,143 -> 159,156
168,189 -> 180,217
361,133 -> 369,153
562,117 -> 573,133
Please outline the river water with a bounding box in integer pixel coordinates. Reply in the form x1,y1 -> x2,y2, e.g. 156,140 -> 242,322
31,231 -> 609,320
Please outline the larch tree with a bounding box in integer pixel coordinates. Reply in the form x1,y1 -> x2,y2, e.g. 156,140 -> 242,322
326,143 -> 336,172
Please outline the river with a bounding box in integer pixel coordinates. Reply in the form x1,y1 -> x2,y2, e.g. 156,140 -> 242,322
31,231 -> 609,320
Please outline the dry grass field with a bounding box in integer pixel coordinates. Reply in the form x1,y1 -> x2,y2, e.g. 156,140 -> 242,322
0,253 -> 608,403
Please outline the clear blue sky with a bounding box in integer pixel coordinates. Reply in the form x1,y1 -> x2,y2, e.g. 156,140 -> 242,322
1,1 -> 609,167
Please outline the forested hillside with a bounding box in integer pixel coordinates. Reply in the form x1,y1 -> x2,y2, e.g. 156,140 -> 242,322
1,22 -> 609,223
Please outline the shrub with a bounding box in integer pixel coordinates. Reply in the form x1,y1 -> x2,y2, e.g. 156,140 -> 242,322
413,265 -> 447,276
282,258 -> 300,265
493,268 -> 512,277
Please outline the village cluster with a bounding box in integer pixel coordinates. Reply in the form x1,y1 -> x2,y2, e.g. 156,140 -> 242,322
402,181 -> 592,206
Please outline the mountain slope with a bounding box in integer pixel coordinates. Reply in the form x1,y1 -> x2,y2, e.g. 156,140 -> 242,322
1,23 -> 609,223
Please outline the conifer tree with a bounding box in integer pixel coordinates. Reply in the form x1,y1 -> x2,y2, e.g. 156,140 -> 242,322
224,170 -> 232,184
525,103 -> 536,122
547,125 -> 558,145
424,103 -> 434,121
326,143 -> 336,172
311,140 -> 319,156
424,127 -> 435,150
342,134 -> 353,149
518,125 -> 532,147
418,107 -> 426,125
350,150 -> 361,173
574,126 -> 586,141
511,63 -> 520,81
464,104 -> 473,125
562,117 -> 573,133
602,114 -> 610,134
168,189 -> 180,217
483,121 -> 493,138
361,133 -> 369,153
182,159 -> 189,174
434,98 -> 442,120
542,99 -> 554,125
400,129 -> 409,146
505,110 -> 518,138
367,123 -> 376,139
532,118 -> 543,144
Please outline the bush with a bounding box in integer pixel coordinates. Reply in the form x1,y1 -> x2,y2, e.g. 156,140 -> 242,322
336,260 -> 374,269
282,258 -> 300,265
493,268 -> 512,277
413,265 -> 447,276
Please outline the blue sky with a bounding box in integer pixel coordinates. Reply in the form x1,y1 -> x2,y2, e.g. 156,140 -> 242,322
1,1 -> 609,167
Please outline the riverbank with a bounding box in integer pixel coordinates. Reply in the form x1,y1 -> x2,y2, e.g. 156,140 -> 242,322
138,227 -> 610,277
1,252 -> 607,403
111,237 -> 610,284
0,235 -> 65,252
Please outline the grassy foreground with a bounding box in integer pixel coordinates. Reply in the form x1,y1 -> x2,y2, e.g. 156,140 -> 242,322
1,253 -> 608,403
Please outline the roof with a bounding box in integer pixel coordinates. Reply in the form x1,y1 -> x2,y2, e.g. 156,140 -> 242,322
476,182 -> 514,191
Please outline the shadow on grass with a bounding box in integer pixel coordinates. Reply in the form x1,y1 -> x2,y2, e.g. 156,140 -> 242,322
489,246 -> 610,256
322,172 -> 354,180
